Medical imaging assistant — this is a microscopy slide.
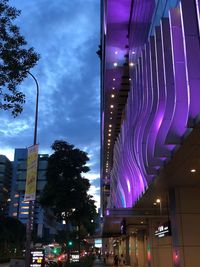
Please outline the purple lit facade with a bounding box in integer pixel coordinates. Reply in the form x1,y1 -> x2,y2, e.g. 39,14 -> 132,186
101,0 -> 200,209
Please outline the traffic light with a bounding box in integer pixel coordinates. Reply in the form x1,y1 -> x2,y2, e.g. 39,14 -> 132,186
68,240 -> 73,247
53,248 -> 59,254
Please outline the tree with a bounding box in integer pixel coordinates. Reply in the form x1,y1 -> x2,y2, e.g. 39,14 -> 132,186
40,140 -> 97,238
0,0 -> 40,116
0,216 -> 26,257
72,194 -> 97,235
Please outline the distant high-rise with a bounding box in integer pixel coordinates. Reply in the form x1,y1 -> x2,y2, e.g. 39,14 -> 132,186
0,155 -> 12,216
9,148 -> 49,238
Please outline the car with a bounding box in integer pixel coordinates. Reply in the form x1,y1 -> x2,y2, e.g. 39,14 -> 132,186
57,253 -> 68,263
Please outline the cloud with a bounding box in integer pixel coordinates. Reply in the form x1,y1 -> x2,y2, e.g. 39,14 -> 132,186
89,185 -> 100,208
0,0 -> 100,205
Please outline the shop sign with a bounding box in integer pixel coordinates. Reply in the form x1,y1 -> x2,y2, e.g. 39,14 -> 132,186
70,252 -> 79,262
30,249 -> 45,267
155,221 -> 171,238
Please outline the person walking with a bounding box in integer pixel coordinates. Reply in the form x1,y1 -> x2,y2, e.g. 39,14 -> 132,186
114,255 -> 119,266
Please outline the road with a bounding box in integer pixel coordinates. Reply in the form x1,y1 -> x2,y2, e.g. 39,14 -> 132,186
0,263 -> 9,267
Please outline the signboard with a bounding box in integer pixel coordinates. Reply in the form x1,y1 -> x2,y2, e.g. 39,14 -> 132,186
24,145 -> 38,201
155,221 -> 171,238
70,252 -> 79,263
30,249 -> 45,267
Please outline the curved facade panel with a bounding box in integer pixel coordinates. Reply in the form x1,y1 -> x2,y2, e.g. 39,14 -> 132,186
101,1 -> 200,266
108,2 -> 200,208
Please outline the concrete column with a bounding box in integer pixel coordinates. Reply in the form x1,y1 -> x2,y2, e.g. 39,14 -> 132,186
169,187 -> 200,267
124,235 -> 130,265
119,238 -> 126,265
129,233 -> 138,267
137,230 -> 147,267
118,238 -> 123,258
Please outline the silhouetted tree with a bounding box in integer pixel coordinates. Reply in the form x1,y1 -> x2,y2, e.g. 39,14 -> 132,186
72,194 -> 97,235
0,216 -> 26,257
0,0 -> 40,116
40,140 -> 97,239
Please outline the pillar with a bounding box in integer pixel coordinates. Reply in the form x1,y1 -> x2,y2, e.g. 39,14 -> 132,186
137,230 -> 148,267
169,187 -> 200,267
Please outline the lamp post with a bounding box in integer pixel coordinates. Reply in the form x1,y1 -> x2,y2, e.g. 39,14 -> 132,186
25,71 -> 39,267
156,198 -> 162,215
27,71 -> 39,145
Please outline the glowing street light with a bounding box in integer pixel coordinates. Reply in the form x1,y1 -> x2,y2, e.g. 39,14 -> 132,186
156,198 -> 162,214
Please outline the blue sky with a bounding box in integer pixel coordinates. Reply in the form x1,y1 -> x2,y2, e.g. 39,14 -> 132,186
0,0 -> 100,207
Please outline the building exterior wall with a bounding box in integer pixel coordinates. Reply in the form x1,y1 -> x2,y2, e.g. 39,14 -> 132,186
169,187 -> 200,267
9,148 -> 48,238
149,0 -> 180,36
101,0 -> 200,267
108,0 -> 200,208
0,155 -> 12,216
148,219 -> 173,267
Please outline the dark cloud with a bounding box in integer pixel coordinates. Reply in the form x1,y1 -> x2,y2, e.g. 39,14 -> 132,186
0,0 -> 100,205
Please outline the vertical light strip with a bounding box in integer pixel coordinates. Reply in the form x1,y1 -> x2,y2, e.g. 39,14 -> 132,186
168,10 -> 177,123
179,2 -> 190,120
195,0 -> 200,36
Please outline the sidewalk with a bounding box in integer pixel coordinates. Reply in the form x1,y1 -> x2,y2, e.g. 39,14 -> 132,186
92,258 -> 130,267
92,258 -> 114,267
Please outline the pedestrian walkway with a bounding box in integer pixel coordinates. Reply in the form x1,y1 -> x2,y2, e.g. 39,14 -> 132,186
92,258 -> 113,267
92,257 -> 130,267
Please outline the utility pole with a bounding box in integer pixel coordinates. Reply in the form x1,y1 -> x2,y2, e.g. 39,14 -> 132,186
25,71 -> 39,267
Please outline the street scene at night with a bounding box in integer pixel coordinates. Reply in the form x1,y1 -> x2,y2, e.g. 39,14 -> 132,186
1,0 -> 200,267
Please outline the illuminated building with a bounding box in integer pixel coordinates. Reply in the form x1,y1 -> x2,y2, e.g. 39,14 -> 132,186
100,1 -> 200,266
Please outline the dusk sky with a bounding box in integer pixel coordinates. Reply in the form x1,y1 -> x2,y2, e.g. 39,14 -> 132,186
0,0 -> 100,207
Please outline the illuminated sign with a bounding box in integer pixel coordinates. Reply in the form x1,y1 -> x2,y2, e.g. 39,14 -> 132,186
155,221 -> 171,238
30,249 -> 45,267
70,252 -> 79,263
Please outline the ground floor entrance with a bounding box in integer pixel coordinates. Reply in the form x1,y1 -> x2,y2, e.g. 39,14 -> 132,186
102,186 -> 200,267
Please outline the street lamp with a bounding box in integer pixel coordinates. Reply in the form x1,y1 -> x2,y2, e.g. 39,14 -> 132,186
25,71 -> 39,267
156,198 -> 162,215
27,71 -> 39,145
